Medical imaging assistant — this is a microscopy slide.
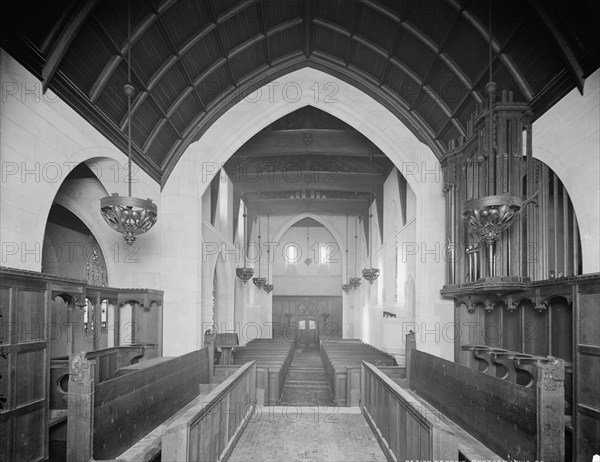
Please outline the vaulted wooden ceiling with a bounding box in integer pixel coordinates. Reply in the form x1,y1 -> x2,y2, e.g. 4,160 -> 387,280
3,0 -> 598,186
226,107 -> 393,220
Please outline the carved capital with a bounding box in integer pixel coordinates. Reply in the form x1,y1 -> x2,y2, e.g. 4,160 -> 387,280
534,290 -> 550,312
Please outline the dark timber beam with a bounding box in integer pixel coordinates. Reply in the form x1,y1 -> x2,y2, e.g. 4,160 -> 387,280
247,198 -> 369,216
227,171 -> 385,194
455,2 -> 534,101
42,0 -> 100,93
528,0 -> 585,93
232,129 -> 385,158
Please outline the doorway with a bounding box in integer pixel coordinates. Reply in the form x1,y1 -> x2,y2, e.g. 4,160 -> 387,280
298,318 -> 318,346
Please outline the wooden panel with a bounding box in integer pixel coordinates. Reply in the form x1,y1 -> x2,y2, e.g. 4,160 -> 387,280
574,282 -> 600,459
162,361 -> 256,461
92,348 -> 210,459
272,296 -> 342,340
0,268 -> 52,462
361,362 -> 457,461
523,303 -> 548,356
410,349 -> 536,460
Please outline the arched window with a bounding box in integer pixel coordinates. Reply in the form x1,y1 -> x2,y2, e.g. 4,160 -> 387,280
83,298 -> 93,330
86,248 -> 108,287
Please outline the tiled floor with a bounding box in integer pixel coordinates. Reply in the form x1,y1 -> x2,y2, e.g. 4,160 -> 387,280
228,407 -> 387,462
229,345 -> 386,462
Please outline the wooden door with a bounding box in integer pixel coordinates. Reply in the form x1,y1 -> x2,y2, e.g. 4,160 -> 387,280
298,318 -> 318,346
272,296 -> 342,341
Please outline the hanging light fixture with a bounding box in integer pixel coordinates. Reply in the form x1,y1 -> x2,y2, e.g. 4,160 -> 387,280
341,214 -> 351,294
236,202 -> 254,283
263,214 -> 274,294
100,0 -> 157,246
304,224 -> 312,266
362,155 -> 380,284
253,214 -> 267,289
349,215 -> 362,289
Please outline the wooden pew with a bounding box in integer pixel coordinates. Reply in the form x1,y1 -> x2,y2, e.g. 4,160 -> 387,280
162,361 -> 256,461
408,345 -> 564,461
228,338 -> 296,405
319,339 -> 396,406
66,347 -> 210,461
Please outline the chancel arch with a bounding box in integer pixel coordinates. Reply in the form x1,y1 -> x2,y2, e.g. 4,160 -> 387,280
162,67 -> 451,357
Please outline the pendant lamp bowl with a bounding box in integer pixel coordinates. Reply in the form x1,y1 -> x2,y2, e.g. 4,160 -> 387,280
362,268 -> 380,284
263,283 -> 274,294
100,194 -> 157,245
349,277 -> 362,289
341,283 -> 352,294
253,277 -> 267,289
236,267 -> 254,283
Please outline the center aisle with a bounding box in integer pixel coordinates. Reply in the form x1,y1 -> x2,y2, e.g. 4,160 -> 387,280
228,407 -> 387,462
228,343 -> 387,462
279,343 -> 336,406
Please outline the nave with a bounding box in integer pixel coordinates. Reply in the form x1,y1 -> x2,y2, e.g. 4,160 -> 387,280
2,0 -> 600,460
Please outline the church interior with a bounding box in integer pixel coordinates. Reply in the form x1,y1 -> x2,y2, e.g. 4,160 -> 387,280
1,0 -> 599,461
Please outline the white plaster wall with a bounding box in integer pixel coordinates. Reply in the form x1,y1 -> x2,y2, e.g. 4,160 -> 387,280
0,50 -> 161,286
533,69 -> 600,272
202,222 -> 236,336
162,67 -> 453,358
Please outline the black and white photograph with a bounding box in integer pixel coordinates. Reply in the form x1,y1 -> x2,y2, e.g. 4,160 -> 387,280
1,0 -> 599,460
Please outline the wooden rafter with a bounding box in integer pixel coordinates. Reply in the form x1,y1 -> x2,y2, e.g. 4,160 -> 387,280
42,0 -> 101,93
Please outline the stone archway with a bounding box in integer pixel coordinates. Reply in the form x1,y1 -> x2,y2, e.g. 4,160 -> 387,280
161,67 -> 452,357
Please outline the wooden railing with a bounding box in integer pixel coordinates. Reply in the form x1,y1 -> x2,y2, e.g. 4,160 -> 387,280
162,361 -> 256,461
361,361 -> 457,460
214,364 -> 283,406
66,347 -> 210,461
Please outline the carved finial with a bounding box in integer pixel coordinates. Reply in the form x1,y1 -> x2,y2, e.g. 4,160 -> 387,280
70,353 -> 89,385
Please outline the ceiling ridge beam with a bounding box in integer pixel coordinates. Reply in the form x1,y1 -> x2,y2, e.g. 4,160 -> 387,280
455,4 -> 534,101
141,18 -> 191,156
358,0 -> 400,24
345,0 -> 361,66
406,11 -> 467,139
89,9 -> 159,102
528,0 -> 584,93
312,18 -> 351,38
352,35 -> 388,60
160,55 -> 445,188
256,0 -> 272,66
217,0 -> 258,24
303,0 -> 312,58
228,33 -> 265,59
439,53 -> 473,89
42,0 -> 101,93
267,18 -> 303,36
143,118 -> 167,152
178,23 -> 218,55
207,1 -> 237,89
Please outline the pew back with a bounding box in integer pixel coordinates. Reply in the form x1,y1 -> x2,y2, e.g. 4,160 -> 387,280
67,348 -> 210,461
409,349 -> 563,461
361,361 -> 457,460
162,361 -> 256,461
